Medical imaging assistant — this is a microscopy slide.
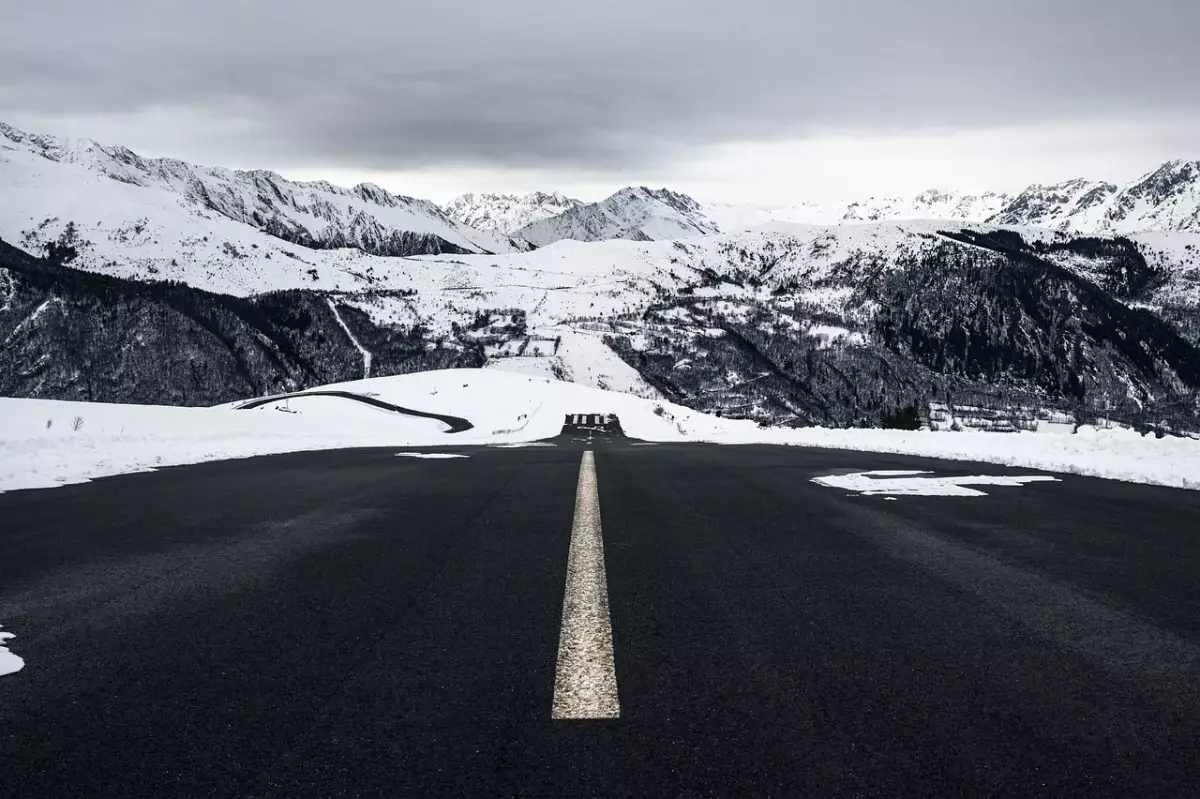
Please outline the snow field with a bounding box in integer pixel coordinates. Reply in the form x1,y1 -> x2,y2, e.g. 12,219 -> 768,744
0,394 -> 443,492
3,368 -> 1200,494
719,424 -> 1200,492
0,369 -> 733,493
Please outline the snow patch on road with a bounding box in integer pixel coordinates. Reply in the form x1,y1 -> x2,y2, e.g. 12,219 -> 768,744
743,425 -> 1200,492
814,470 -> 1061,497
394,452 -> 469,459
0,625 -> 24,676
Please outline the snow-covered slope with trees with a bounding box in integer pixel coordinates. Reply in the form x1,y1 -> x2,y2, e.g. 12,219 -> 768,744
7,204 -> 1200,431
444,191 -> 584,235
0,122 -> 529,258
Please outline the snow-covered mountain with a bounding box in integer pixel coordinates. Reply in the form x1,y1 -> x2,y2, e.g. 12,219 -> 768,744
989,161 -> 1200,234
763,190 -> 1012,226
7,216 -> 1200,427
842,190 -> 1012,224
4,117 -> 1200,431
514,188 -> 1015,246
711,166 -> 1200,235
514,186 -> 721,246
443,191 -> 584,235
503,168 -> 1200,243
0,122 -> 529,258
988,178 -> 1120,231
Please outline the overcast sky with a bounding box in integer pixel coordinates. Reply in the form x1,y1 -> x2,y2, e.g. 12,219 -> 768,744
3,0 -> 1198,204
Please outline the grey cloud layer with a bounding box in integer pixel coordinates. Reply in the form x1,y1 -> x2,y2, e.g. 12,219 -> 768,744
3,0 -> 1197,169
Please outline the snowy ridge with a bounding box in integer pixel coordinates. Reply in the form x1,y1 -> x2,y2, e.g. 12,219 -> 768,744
986,162 -> 1200,234
513,184 -> 1106,244
511,188 -> 1018,246
4,189 -> 1197,341
444,191 -> 584,235
515,163 -> 1199,241
0,121 -> 528,258
701,166 -> 1200,234
765,190 -> 1012,227
989,177 -> 1121,231
845,189 -> 1012,224
514,187 -> 722,246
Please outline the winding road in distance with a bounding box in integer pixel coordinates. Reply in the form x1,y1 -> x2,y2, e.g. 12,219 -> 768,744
236,389 -> 474,433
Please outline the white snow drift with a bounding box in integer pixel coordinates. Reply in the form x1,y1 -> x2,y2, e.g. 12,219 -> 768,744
3,368 -> 1200,495
0,369 -> 741,493
0,624 -> 23,677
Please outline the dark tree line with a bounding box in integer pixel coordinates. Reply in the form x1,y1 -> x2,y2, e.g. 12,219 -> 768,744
0,238 -> 484,406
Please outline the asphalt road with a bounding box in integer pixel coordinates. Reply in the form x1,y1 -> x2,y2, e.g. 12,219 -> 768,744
3,424 -> 1200,797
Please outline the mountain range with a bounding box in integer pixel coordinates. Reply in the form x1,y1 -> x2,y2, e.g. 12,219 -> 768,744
443,163 -> 1200,245
514,187 -> 722,246
2,120 -> 1199,431
443,191 -> 584,235
0,122 -> 529,259
989,161 -> 1200,233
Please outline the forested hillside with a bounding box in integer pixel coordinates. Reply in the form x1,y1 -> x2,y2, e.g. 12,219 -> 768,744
0,239 -> 488,405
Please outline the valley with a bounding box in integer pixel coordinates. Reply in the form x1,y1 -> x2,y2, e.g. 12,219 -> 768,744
2,121 -> 1200,434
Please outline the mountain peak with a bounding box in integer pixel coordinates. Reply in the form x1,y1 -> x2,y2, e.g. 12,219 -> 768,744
611,186 -> 703,215
528,190 -> 572,204
1132,159 -> 1199,190
443,190 -> 584,235
0,120 -> 528,259
513,186 -> 718,246
914,188 -> 954,204
987,163 -> 1200,233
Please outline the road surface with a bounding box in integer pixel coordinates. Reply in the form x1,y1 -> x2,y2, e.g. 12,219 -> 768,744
3,422 -> 1200,796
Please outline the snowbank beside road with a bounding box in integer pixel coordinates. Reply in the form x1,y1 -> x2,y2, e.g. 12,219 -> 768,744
0,394 -> 442,492
0,369 -> 729,493
3,367 -> 1200,493
725,425 -> 1200,492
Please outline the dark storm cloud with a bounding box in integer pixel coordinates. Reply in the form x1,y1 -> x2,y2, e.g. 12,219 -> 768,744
3,0 -> 1198,169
